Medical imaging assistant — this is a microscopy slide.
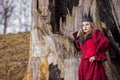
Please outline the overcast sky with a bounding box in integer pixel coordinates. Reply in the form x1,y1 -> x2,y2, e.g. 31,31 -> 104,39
0,0 -> 31,34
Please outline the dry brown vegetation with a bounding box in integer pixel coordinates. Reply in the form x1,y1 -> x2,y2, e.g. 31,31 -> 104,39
0,32 -> 30,80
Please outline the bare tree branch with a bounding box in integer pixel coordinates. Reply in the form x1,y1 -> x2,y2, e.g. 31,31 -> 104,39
0,0 -> 15,34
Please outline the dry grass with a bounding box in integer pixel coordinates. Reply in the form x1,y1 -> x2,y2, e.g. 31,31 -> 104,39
0,32 -> 30,80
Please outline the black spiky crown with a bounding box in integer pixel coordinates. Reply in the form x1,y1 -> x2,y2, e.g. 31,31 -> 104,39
82,13 -> 93,22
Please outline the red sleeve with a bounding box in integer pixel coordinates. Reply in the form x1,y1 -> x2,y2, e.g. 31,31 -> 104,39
72,31 -> 78,39
92,30 -> 110,61
72,31 -> 81,51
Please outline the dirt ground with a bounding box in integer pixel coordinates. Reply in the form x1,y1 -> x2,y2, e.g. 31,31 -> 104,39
0,32 -> 30,80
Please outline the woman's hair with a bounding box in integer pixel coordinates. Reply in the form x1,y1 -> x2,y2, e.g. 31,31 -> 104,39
90,22 -> 95,29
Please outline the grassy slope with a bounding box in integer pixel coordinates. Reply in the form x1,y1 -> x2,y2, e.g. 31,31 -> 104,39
0,32 -> 30,80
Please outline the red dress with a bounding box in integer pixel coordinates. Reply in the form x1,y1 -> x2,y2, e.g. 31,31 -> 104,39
73,30 -> 110,80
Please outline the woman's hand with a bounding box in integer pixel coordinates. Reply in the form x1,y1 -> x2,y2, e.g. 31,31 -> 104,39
89,56 -> 95,62
77,30 -> 83,37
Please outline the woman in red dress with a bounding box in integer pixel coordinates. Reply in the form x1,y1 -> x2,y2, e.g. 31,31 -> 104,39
73,15 -> 110,80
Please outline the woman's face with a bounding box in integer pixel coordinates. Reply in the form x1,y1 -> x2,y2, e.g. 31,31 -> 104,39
82,21 -> 93,34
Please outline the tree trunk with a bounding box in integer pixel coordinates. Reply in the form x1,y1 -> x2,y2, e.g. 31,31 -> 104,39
24,0 -> 120,80
3,8 -> 7,34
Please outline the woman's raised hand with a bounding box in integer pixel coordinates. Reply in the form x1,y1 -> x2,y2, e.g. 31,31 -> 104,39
77,30 -> 83,37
